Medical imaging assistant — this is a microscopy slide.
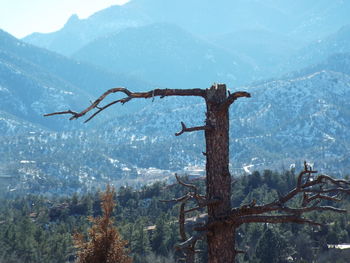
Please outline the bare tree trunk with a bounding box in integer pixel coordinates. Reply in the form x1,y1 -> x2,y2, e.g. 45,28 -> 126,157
205,84 -> 235,263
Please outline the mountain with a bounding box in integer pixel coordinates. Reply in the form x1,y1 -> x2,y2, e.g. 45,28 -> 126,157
22,0 -> 290,56
22,5 -> 152,56
92,69 -> 350,176
0,36 -> 89,131
0,30 -> 169,194
2,52 -> 350,195
210,29 -> 300,78
286,53 -> 350,79
72,23 -> 256,88
21,1 -> 350,89
285,25 -> 350,72
233,70 -> 350,174
0,110 -> 45,136
0,29 -> 153,131
0,30 -> 149,98
23,0 -> 350,56
2,2 -> 350,194
283,0 -> 350,41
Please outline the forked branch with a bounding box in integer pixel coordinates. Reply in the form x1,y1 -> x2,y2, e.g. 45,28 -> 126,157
175,122 -> 213,136
219,91 -> 251,110
45,87 -> 206,122
161,175 -> 215,262
227,162 -> 350,227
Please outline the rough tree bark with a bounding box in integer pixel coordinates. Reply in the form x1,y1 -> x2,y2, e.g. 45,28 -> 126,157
46,83 -> 350,263
205,85 -> 235,262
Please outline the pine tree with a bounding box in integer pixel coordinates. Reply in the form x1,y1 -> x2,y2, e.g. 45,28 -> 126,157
255,227 -> 285,263
130,220 -> 151,261
74,185 -> 132,263
151,216 -> 168,256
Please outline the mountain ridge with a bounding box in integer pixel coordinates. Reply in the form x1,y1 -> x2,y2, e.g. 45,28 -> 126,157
72,23 -> 257,88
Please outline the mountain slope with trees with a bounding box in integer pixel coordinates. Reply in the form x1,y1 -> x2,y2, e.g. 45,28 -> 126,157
1,173 -> 349,262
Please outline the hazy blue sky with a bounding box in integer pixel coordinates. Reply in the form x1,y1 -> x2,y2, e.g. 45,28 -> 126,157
0,0 -> 130,38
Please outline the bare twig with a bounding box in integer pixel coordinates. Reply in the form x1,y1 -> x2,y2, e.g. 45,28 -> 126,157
159,194 -> 190,204
219,91 -> 251,110
175,174 -> 200,195
175,122 -> 213,136
44,110 -> 79,118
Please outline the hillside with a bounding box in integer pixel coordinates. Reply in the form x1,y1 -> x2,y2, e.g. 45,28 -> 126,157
285,25 -> 350,72
0,33 -> 89,131
3,63 -> 350,195
96,69 -> 350,176
1,172 -> 349,262
72,23 -> 256,88
0,29 -> 154,132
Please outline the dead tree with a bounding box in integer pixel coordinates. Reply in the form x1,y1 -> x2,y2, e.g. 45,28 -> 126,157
46,84 -> 350,263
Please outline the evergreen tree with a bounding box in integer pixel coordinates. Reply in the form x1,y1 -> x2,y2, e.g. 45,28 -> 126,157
151,215 -> 168,256
74,185 -> 131,263
130,220 -> 151,261
255,227 -> 284,263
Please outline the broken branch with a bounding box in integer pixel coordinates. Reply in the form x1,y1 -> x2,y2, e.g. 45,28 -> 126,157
219,91 -> 251,110
175,122 -> 212,136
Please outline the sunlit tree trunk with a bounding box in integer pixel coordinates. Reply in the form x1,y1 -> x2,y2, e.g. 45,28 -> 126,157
205,84 -> 235,262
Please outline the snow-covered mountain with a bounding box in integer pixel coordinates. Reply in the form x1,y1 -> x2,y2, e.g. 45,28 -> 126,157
0,29 -> 154,132
234,70 -> 350,172
1,2 -> 350,195
2,61 -> 350,195
91,69 -> 350,176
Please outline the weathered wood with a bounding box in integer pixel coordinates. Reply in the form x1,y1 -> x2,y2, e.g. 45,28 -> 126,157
205,84 -> 235,263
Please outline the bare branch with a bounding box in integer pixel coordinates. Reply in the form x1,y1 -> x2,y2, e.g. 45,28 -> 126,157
164,162 -> 349,262
175,122 -> 212,136
83,99 -> 122,123
159,194 -> 190,204
179,202 -> 187,241
45,87 -> 206,122
175,232 -> 207,250
44,110 -> 79,118
236,215 -> 322,226
279,205 -> 347,214
303,188 -> 350,195
184,198 -> 221,214
306,193 -> 342,203
219,91 -> 251,110
175,174 -> 200,195
227,163 -> 350,227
